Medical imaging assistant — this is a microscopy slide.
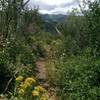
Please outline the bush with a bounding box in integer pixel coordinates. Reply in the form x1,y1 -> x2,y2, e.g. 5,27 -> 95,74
12,76 -> 48,100
0,37 -> 36,93
0,50 -> 13,93
54,48 -> 100,100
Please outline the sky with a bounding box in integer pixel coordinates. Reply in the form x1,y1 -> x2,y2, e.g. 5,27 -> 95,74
28,0 -> 82,14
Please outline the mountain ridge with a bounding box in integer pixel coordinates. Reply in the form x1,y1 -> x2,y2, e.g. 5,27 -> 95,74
41,14 -> 66,33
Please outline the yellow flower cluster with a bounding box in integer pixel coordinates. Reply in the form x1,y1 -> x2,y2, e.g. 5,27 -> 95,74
24,77 -> 36,85
18,89 -> 25,95
15,76 -> 48,99
32,90 -> 39,96
35,86 -> 46,93
40,97 -> 47,100
16,76 -> 23,81
16,76 -> 36,95
32,85 -> 47,99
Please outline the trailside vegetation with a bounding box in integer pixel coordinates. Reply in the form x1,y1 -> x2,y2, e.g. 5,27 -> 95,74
0,0 -> 100,100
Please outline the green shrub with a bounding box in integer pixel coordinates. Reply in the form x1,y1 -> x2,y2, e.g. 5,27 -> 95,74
54,48 -> 100,100
0,50 -> 13,93
0,37 -> 36,93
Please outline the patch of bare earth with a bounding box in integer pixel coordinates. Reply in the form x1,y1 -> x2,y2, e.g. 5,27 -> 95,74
36,58 -> 57,100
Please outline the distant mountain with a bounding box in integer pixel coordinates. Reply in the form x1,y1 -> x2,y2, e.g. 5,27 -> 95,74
41,14 -> 66,23
41,14 -> 66,33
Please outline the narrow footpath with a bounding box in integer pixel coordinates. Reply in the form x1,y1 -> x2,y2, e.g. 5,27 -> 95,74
36,58 -> 57,100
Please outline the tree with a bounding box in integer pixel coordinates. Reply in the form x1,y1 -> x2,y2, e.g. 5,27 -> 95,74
81,0 -> 100,57
0,0 -> 30,39
57,9 -> 89,54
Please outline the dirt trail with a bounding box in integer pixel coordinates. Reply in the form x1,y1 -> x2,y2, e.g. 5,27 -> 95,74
36,58 -> 56,100
36,58 -> 47,82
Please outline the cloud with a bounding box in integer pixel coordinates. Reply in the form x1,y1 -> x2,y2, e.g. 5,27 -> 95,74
28,0 -> 81,14
60,0 -> 80,8
28,0 -> 56,10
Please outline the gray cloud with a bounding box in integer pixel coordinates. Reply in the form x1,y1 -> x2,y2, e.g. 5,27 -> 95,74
28,0 -> 80,14
29,1 -> 56,10
60,0 -> 80,8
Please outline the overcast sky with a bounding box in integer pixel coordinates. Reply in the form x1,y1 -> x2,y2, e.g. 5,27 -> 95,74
28,0 -> 82,14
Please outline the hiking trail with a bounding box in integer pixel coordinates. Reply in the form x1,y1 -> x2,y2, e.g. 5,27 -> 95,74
36,58 -> 56,100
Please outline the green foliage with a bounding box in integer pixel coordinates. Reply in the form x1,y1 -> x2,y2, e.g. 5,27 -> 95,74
0,0 -> 100,100
22,8 -> 43,34
0,0 -> 44,94
54,48 -> 100,100
0,0 -> 30,38
0,50 -> 12,93
57,9 -> 89,55
82,0 -> 100,57
31,32 -> 55,58
0,37 -> 36,93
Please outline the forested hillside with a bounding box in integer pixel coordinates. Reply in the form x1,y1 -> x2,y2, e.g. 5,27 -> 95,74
41,14 -> 66,33
0,0 -> 100,100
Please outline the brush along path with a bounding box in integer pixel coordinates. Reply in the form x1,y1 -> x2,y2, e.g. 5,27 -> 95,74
36,58 -> 56,100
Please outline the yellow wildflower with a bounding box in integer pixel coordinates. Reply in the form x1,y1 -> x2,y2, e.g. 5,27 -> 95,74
32,90 -> 39,97
25,77 -> 36,84
16,76 -> 23,81
35,86 -> 46,93
40,97 -> 47,100
18,89 -> 25,95
20,83 -> 29,90
24,82 -> 31,87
